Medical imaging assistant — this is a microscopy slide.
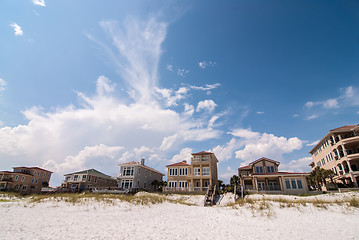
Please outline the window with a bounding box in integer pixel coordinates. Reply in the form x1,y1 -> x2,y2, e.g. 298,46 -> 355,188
31,178 -> 34,183
179,168 -> 187,176
255,166 -> 263,173
71,184 -> 77,189
168,181 -> 177,188
291,179 -> 297,189
179,181 -> 187,188
15,175 -> 19,181
169,168 -> 178,176
94,177 -> 97,183
66,176 -> 70,181
15,185 -> 19,190
35,179 -> 38,184
193,156 -> 200,162
21,176 -> 25,182
285,179 -> 291,189
204,181 -> 210,187
194,168 -> 201,176
22,186 -> 27,190
121,179 -> 133,189
122,167 -> 134,176
202,155 -> 209,161
202,167 -> 210,176
74,175 -> 78,181
37,172 -> 40,176
43,173 -> 46,177
297,179 -> 303,189
267,166 -> 274,173
87,175 -> 91,182
82,175 -> 87,181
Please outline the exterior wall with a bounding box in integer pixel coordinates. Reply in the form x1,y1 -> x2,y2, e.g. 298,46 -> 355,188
118,164 -> 164,191
0,167 -> 52,194
63,173 -> 117,190
165,152 -> 219,192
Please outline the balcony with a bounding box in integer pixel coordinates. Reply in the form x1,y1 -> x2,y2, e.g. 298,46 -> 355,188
341,135 -> 359,144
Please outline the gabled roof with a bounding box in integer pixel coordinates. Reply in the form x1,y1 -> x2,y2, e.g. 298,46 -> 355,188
238,157 -> 280,171
192,151 -> 213,155
13,167 -> 53,173
64,169 -> 112,179
166,161 -> 191,167
118,161 -> 165,176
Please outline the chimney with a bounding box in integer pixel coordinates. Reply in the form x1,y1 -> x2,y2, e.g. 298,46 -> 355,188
141,158 -> 145,166
182,160 -> 187,163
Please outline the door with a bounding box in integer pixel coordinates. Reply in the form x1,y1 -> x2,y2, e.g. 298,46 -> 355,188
258,182 -> 265,191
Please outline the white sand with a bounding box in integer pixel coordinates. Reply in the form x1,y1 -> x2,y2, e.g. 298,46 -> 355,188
1,192 -> 358,239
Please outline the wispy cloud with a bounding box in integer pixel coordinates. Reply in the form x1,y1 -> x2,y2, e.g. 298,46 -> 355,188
189,83 -> 221,91
177,68 -> 189,77
0,78 -> 6,93
306,140 -> 319,146
33,0 -> 46,7
9,23 -> 23,36
166,64 -> 173,71
305,114 -> 318,120
198,61 -> 216,69
256,111 -> 264,115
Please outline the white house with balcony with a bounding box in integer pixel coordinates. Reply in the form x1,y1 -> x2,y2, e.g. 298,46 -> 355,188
117,158 -> 164,192
309,124 -> 359,188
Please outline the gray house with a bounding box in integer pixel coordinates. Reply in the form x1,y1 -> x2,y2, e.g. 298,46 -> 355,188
118,159 -> 164,191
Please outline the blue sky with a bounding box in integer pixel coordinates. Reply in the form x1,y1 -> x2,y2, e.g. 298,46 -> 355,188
1,0 -> 358,186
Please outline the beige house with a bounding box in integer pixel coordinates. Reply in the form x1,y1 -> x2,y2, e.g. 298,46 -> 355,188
118,158 -> 164,192
309,124 -> 359,188
239,157 -> 309,194
0,167 -> 52,194
165,151 -> 219,192
61,169 -> 117,191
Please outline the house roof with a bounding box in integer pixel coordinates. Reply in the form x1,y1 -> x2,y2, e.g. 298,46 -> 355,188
166,161 -> 191,167
118,161 -> 165,176
309,124 -> 359,153
64,169 -> 113,179
0,171 -> 33,176
192,151 -> 213,155
13,167 -> 53,173
238,157 -> 280,171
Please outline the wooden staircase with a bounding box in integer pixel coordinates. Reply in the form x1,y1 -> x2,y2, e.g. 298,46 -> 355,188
204,185 -> 217,206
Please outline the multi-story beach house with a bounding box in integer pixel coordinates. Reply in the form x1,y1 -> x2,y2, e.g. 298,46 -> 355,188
238,157 -> 309,194
165,151 -> 219,192
117,158 -> 164,191
0,166 -> 52,194
309,124 -> 359,188
61,169 -> 117,191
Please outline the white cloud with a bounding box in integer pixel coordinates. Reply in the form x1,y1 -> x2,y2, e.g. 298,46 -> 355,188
166,64 -> 173,71
1,16 -> 223,185
196,100 -> 217,113
198,61 -> 216,69
213,138 -> 240,161
229,128 -> 260,139
306,140 -> 319,146
177,68 -> 189,77
256,111 -> 264,115
169,147 -> 192,163
293,114 -> 299,118
305,114 -> 318,120
189,83 -> 221,91
9,23 -> 23,36
33,0 -> 46,6
279,157 -> 312,173
154,86 -> 189,107
219,166 -> 237,181
0,78 -> 6,92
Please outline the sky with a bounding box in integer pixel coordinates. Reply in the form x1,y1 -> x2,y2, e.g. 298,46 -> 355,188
1,0 -> 359,186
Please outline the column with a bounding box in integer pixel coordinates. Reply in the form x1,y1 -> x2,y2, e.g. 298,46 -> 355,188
254,177 -> 258,192
347,161 -> 353,173
278,176 -> 283,191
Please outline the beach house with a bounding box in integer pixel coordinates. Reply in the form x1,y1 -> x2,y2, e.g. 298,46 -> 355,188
309,124 -> 359,188
238,157 -> 309,194
165,151 -> 219,192
61,169 -> 117,191
117,158 -> 164,192
0,167 -> 52,194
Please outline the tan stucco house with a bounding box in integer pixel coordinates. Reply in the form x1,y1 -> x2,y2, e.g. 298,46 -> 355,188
165,151 -> 219,192
61,169 -> 117,191
239,157 -> 309,194
0,167 -> 52,194
117,158 -> 164,192
309,124 -> 359,188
